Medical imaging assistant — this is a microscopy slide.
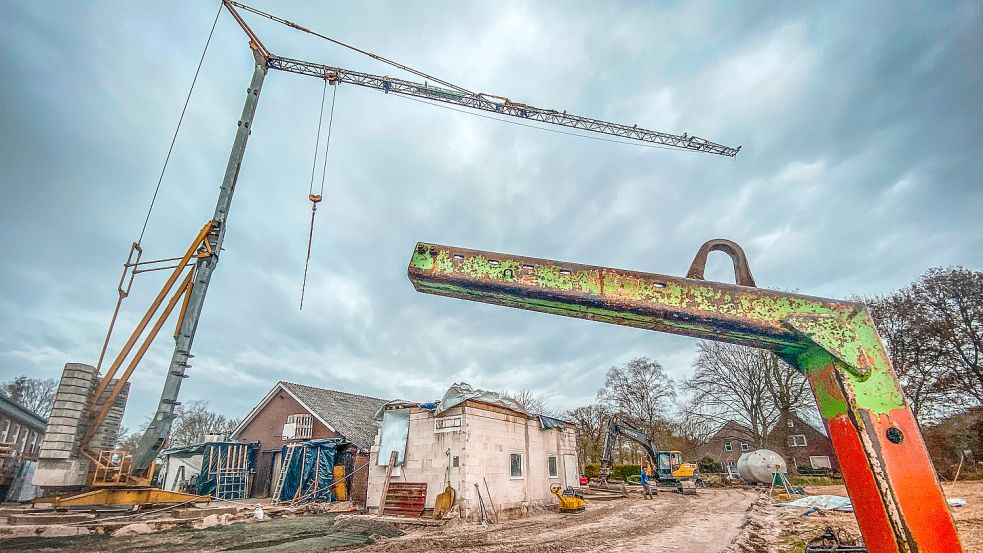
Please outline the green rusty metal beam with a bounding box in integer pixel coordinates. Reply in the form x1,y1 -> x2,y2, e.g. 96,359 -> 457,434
407,240 -> 963,553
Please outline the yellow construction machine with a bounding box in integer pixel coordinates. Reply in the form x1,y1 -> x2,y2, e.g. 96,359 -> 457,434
551,483 -> 585,513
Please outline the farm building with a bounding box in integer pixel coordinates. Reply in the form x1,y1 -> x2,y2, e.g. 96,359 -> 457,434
230,381 -> 388,506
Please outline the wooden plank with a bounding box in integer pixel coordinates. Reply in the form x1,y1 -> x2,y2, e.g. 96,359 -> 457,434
379,451 -> 397,514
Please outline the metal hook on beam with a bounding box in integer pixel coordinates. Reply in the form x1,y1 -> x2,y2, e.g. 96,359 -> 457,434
685,238 -> 756,287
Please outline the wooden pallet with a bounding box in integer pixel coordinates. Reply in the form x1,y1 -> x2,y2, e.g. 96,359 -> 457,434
383,482 -> 427,517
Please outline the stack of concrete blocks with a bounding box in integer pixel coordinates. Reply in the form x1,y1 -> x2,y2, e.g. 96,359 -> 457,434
33,363 -> 130,490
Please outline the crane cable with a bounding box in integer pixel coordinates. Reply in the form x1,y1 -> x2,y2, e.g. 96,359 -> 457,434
299,80 -> 339,310
138,2 -> 223,244
228,1 -> 472,95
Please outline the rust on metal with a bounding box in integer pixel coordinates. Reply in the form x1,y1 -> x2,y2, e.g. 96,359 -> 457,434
685,238 -> 756,287
406,239 -> 964,553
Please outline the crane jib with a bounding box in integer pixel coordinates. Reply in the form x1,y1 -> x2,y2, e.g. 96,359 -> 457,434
265,55 -> 739,157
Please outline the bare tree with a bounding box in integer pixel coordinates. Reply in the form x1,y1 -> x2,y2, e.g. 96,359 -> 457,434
684,342 -> 813,446
597,357 -> 676,441
565,404 -> 609,464
1,375 -> 57,418
504,389 -> 555,417
166,399 -> 238,448
867,290 -> 951,423
914,267 -> 983,407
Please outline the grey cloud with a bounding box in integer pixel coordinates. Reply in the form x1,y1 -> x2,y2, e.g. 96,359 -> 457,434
1,1 -> 980,427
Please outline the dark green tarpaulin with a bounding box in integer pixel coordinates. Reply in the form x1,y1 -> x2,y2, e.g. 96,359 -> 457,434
276,439 -> 341,503
198,443 -> 258,498
159,441 -> 258,499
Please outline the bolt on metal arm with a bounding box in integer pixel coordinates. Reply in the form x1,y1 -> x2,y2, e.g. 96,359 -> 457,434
406,240 -> 963,553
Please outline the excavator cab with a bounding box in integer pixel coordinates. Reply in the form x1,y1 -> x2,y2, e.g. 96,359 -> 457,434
655,451 -> 699,482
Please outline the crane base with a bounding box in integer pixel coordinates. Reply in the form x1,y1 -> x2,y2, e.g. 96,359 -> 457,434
33,487 -> 211,508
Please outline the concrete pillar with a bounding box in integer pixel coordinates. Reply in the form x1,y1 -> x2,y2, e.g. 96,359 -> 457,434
32,363 -> 130,489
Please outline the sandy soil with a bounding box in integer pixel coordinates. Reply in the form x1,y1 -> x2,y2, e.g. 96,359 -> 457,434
353,488 -> 762,553
769,480 -> 983,552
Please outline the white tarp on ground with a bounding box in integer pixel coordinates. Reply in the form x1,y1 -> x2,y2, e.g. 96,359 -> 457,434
160,454 -> 203,492
434,382 -> 527,415
777,495 -> 967,512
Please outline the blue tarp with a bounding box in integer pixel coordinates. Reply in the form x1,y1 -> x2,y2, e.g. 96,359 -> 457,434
276,439 -> 341,503
539,415 -> 568,430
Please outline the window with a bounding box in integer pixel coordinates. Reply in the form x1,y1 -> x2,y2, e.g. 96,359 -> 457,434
435,415 -> 462,433
740,442 -> 750,451
788,434 -> 808,447
810,456 -> 832,469
0,419 -> 9,442
510,453 -> 523,478
548,455 -> 558,478
787,420 -> 794,428
452,456 -> 460,468
285,414 -> 313,439
723,441 -> 733,452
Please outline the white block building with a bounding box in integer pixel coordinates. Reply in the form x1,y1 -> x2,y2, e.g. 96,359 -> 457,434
366,383 -> 579,518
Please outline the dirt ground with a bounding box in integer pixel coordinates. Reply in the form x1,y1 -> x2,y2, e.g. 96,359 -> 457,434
770,480 -> 983,552
6,481 -> 980,552
353,488 -> 763,553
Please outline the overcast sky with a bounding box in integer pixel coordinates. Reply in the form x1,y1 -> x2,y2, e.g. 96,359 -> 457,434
1,1 -> 981,430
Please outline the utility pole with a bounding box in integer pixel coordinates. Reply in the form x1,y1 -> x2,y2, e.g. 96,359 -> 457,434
131,46 -> 268,472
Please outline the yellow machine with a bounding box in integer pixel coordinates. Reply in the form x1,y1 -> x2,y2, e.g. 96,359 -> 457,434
551,483 -> 585,513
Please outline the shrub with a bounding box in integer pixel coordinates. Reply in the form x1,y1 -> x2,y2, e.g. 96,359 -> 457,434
582,463 -> 641,481
698,456 -> 722,473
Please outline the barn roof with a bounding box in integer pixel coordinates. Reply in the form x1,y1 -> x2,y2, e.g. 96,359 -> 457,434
231,381 -> 389,451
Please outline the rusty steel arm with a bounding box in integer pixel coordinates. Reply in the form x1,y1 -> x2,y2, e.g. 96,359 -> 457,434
406,240 -> 963,553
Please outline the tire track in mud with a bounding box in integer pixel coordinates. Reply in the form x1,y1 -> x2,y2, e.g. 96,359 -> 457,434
354,489 -> 759,553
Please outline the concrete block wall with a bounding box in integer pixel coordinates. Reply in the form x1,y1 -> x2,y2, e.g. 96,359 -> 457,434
33,363 -> 131,488
366,403 -> 579,519
37,363 -> 97,461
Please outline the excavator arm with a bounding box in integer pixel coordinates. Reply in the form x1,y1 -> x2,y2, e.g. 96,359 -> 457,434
406,239 -> 964,553
599,417 -> 660,478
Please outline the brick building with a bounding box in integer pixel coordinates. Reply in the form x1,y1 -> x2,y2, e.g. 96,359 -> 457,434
231,382 -> 388,506
693,420 -> 757,473
694,415 -> 839,474
765,412 -> 840,473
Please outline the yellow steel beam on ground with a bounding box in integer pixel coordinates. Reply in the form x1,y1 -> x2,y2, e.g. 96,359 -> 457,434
34,488 -> 211,507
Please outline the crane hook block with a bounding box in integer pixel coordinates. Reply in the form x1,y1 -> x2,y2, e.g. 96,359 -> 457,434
309,194 -> 323,204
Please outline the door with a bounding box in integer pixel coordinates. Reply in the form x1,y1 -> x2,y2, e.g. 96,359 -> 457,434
563,454 -> 578,488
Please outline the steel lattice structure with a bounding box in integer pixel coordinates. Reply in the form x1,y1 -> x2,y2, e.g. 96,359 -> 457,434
267,55 -> 740,156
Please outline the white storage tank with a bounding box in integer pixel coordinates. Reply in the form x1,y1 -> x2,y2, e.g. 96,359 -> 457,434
737,449 -> 787,484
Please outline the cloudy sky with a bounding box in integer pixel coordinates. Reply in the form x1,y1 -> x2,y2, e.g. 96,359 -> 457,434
1,1 -> 981,430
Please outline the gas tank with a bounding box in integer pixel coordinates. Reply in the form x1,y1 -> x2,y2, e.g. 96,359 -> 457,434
737,449 -> 787,484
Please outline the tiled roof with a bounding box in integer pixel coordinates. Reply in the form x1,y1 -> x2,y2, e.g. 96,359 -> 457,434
280,382 -> 389,451
709,420 -> 755,442
0,393 -> 47,430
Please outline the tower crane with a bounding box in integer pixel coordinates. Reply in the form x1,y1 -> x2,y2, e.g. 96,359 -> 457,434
36,0 -> 740,506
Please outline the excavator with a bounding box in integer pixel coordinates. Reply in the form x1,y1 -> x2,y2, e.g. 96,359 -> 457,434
599,416 -> 700,490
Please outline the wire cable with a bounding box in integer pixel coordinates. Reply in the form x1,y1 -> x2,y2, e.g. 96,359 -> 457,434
317,84 -> 339,196
137,1 -> 222,243
300,84 -> 339,310
307,80 -> 328,196
229,1 -> 472,95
